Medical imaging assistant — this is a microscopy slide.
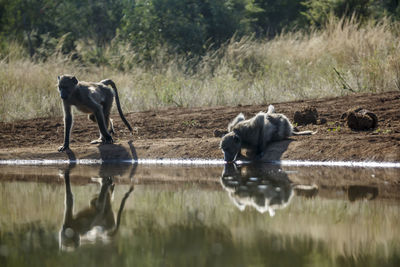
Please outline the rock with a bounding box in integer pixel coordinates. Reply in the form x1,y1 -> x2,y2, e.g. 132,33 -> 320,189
293,106 -> 318,125
341,107 -> 378,130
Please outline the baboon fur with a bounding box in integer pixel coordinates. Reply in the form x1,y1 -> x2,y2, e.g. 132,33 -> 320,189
57,75 -> 133,152
220,105 -> 315,162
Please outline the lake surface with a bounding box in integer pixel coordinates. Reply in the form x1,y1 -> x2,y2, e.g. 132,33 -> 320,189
0,162 -> 399,267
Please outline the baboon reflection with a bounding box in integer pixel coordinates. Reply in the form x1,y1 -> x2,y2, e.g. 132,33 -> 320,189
59,167 -> 134,250
220,163 -> 318,216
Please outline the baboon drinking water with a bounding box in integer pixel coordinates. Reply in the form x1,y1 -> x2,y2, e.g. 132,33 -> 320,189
220,105 -> 316,162
57,75 -> 133,152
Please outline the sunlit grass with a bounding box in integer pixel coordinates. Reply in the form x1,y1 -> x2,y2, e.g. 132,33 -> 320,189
1,17 -> 400,122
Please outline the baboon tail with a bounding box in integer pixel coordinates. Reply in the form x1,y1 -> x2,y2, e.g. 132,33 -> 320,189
101,79 -> 133,134
108,185 -> 134,236
228,113 -> 245,132
267,105 -> 275,114
292,130 -> 317,135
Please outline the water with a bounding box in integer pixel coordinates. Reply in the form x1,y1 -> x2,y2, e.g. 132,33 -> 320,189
0,162 -> 399,267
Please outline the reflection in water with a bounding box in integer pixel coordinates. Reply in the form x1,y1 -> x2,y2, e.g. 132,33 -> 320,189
0,164 -> 399,266
59,164 -> 135,250
347,185 -> 379,202
221,163 -> 318,216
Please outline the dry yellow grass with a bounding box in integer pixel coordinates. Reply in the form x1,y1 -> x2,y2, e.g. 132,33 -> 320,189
1,17 -> 399,122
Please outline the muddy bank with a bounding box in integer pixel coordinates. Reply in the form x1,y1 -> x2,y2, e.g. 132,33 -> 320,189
0,91 -> 399,162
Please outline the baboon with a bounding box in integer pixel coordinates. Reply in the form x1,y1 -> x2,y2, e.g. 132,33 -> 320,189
220,163 -> 319,216
59,168 -> 134,250
57,75 -> 133,152
220,105 -> 316,162
220,163 -> 293,216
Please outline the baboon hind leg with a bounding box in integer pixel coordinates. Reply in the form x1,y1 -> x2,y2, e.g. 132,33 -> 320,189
91,101 -> 114,144
88,114 -> 104,144
89,113 -> 96,122
89,103 -> 113,145
102,100 -> 114,136
89,113 -> 113,135
109,118 -> 115,135
89,113 -> 104,144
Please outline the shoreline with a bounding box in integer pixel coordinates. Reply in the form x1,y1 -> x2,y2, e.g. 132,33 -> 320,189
0,91 -> 399,164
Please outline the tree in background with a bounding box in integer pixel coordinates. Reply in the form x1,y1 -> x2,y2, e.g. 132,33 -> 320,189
1,0 -> 400,62
55,0 -> 123,47
300,0 -> 399,27
0,0 -> 59,57
0,0 -> 123,58
247,0 -> 306,36
119,0 -> 248,57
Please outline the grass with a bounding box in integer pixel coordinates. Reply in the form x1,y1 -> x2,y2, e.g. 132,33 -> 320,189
1,17 -> 400,122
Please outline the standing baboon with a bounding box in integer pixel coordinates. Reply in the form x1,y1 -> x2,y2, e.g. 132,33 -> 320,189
57,75 -> 133,152
220,105 -> 316,162
59,168 -> 134,250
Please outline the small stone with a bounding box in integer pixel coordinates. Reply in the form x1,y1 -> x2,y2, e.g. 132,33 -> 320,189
341,107 -> 378,130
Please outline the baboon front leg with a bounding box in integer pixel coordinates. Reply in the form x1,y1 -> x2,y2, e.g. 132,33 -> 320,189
59,104 -> 72,152
62,168 -> 74,222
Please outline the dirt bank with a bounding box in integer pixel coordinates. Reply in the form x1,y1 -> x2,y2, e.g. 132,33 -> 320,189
0,91 -> 399,163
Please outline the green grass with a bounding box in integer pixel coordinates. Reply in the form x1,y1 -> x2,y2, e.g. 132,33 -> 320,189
1,17 -> 400,122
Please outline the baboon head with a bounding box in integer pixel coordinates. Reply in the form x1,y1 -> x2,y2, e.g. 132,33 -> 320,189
220,132 -> 241,162
57,74 -> 78,100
